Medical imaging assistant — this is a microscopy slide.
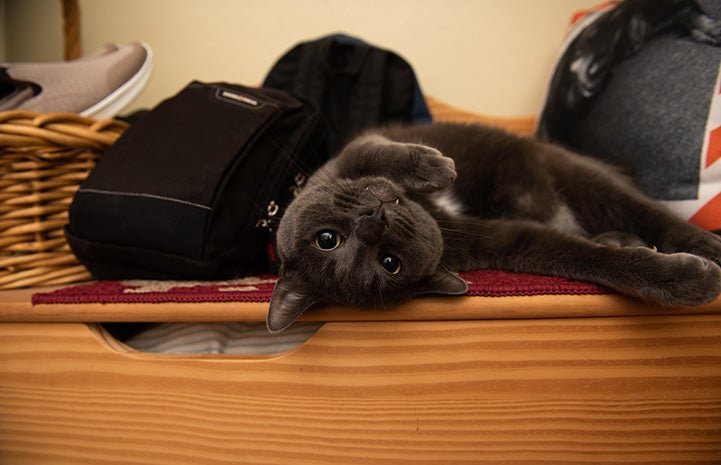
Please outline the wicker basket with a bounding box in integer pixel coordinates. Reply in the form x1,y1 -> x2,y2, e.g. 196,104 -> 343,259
0,110 -> 128,289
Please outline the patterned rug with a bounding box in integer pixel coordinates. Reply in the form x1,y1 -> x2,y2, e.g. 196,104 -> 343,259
32,270 -> 609,305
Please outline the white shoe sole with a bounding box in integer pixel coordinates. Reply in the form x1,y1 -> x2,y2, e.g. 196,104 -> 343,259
80,42 -> 154,119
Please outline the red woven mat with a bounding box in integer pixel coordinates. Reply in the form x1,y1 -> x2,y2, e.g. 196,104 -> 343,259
31,270 -> 608,305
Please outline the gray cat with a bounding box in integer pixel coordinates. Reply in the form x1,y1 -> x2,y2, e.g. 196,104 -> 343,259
267,122 -> 721,332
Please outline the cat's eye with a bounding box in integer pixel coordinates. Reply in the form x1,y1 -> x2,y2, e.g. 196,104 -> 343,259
315,230 -> 341,251
380,255 -> 402,275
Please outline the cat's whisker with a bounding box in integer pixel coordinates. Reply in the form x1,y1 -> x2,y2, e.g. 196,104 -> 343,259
266,133 -> 329,181
242,193 -> 270,216
376,286 -> 386,309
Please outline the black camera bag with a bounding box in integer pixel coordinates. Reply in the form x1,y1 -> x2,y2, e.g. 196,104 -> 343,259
66,81 -> 327,280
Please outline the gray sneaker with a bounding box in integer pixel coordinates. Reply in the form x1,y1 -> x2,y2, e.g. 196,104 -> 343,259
0,41 -> 153,118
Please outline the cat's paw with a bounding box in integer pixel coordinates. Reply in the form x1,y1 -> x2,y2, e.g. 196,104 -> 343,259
677,230 -> 721,268
400,143 -> 457,193
639,252 -> 721,306
592,231 -> 646,248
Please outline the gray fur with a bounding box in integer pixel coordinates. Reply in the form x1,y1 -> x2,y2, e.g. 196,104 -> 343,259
267,122 -> 721,332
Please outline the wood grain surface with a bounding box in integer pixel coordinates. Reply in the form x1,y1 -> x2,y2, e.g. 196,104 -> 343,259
2,315 -> 721,464
426,96 -> 537,135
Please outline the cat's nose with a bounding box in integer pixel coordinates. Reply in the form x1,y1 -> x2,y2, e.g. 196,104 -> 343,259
356,206 -> 386,245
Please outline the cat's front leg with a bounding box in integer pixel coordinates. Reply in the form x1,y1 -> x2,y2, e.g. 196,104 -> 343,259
332,134 -> 457,193
443,218 -> 721,307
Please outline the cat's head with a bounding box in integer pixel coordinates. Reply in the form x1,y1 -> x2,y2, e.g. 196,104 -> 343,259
266,174 -> 468,332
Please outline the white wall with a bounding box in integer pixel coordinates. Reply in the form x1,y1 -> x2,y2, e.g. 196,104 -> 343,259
3,0 -> 601,116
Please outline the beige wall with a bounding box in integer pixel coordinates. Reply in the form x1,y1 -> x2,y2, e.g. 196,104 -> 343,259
0,1 -> 5,62
2,0 -> 601,116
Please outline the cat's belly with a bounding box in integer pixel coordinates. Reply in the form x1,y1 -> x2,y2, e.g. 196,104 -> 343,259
432,190 -> 586,236
547,204 -> 587,236
432,190 -> 465,216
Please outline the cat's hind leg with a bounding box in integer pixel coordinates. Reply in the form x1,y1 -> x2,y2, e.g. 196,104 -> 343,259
545,145 -> 721,269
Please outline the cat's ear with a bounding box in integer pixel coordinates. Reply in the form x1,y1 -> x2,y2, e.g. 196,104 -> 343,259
416,270 -> 469,296
267,273 -> 318,333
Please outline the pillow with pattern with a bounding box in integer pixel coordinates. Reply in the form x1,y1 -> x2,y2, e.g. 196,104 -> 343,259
537,0 -> 721,232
